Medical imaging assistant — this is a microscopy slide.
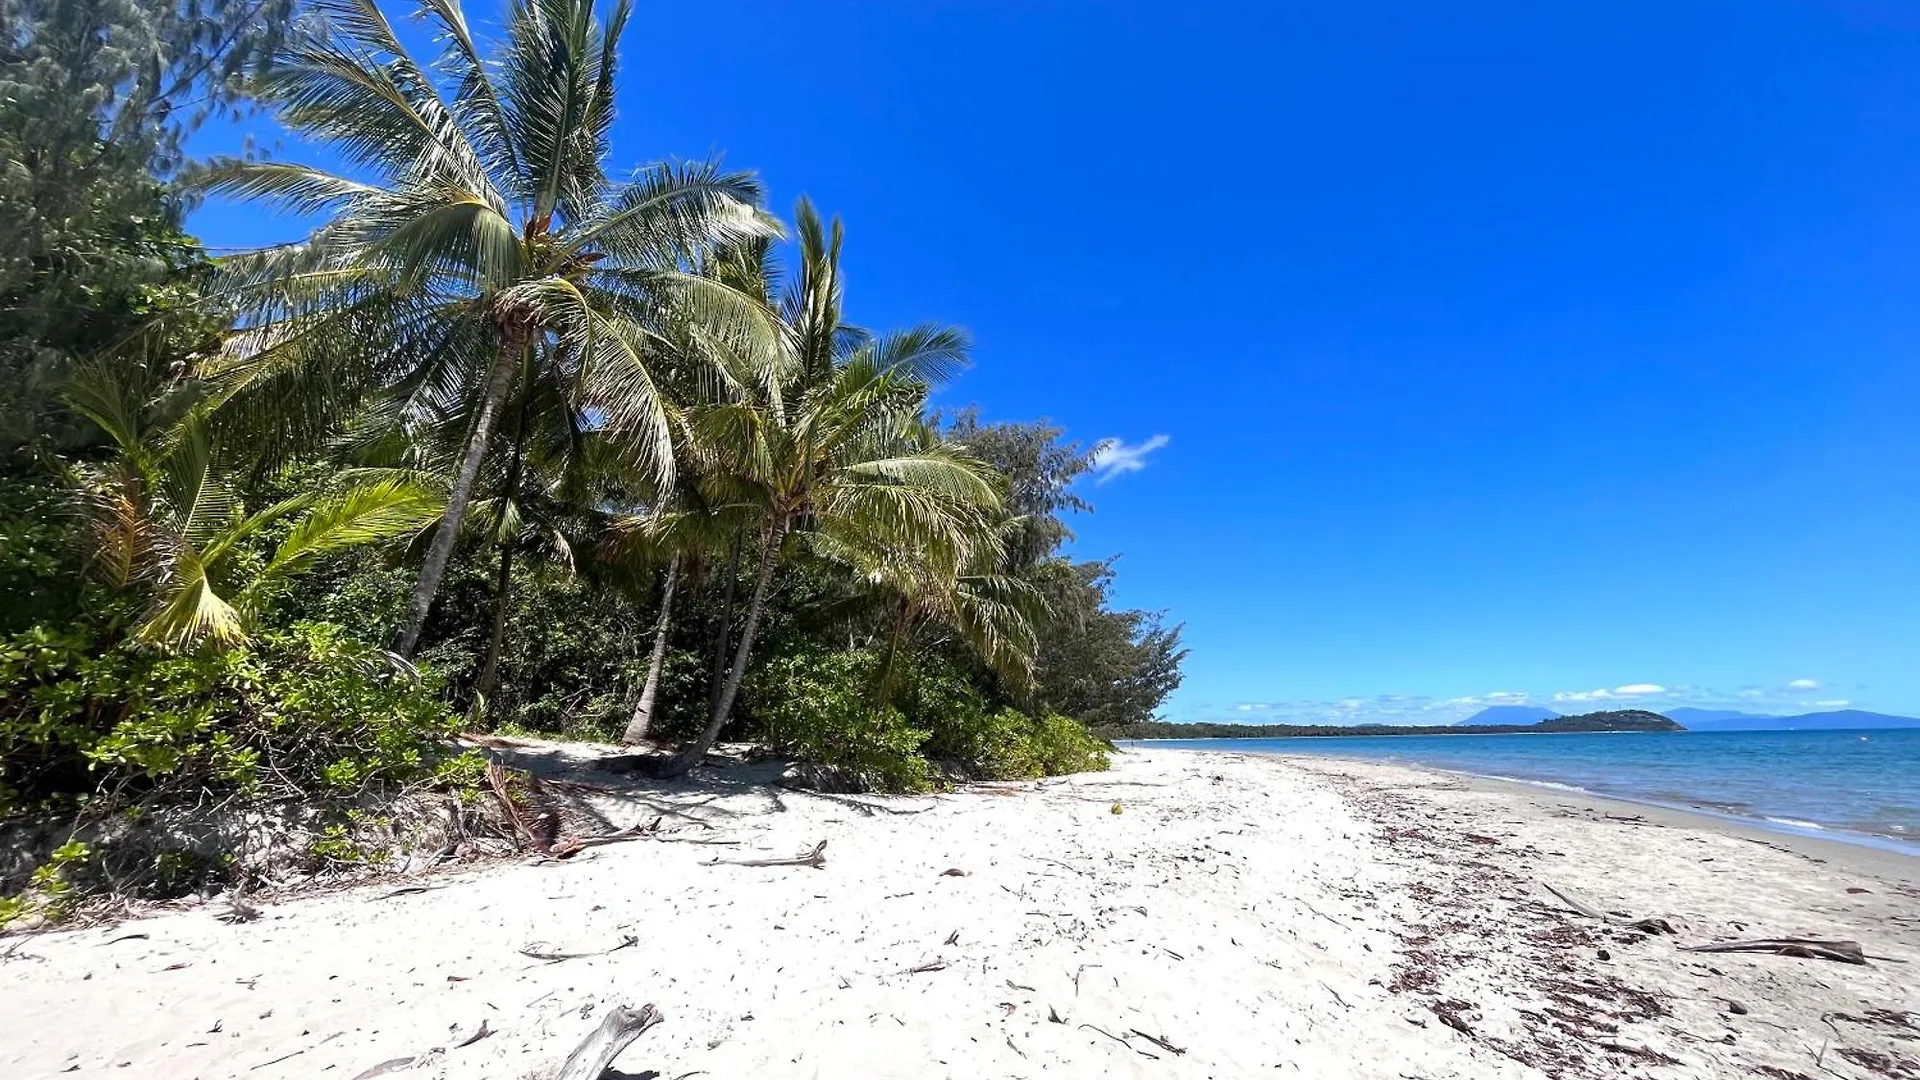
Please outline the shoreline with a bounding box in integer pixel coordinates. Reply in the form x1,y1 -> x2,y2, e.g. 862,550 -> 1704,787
1125,736 -> 1920,858
3,743 -> 1916,1079
1228,747 -> 1920,881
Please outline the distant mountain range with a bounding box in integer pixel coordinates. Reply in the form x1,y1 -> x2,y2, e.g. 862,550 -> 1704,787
1459,704 -> 1920,731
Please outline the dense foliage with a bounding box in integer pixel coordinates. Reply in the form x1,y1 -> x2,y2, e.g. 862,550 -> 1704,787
1,620 -> 465,819
0,0 -> 294,452
0,0 -> 1186,883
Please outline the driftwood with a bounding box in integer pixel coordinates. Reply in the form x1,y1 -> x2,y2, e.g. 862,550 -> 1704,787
706,840 -> 827,870
218,890 -> 262,924
1680,938 -> 1868,965
1130,1029 -> 1188,1055
554,1003 -> 664,1080
546,818 -> 664,860
519,933 -> 639,963
375,885 -> 448,901
1541,882 -> 1675,935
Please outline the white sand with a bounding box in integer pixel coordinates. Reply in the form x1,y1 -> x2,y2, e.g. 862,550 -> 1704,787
2,747 -> 1916,1079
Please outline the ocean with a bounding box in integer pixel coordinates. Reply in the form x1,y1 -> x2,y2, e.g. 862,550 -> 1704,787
1140,728 -> 1920,853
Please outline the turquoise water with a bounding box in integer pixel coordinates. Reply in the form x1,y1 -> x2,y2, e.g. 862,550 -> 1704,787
1141,728 -> 1920,852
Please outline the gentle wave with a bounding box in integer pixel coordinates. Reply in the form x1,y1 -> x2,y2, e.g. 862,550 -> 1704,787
1151,728 -> 1920,855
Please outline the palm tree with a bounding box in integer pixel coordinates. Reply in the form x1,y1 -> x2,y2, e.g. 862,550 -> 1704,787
813,506 -> 1043,701
195,0 -> 779,657
63,361 -> 440,648
602,498 -> 749,745
656,201 -> 1002,776
462,363 -> 606,706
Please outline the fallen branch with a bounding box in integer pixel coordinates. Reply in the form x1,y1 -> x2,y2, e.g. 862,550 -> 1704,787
488,762 -> 560,853
1540,882 -> 1674,934
1079,1023 -> 1153,1058
374,885 -> 447,901
547,818 -> 664,860
1680,938 -> 1868,965
455,1019 -> 494,1048
519,934 -> 639,964
554,1003 -> 664,1080
1130,1029 -> 1188,1055
705,840 -> 827,870
219,890 -> 262,924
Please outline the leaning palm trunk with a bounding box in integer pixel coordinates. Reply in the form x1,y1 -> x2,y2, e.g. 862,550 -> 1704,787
393,330 -> 524,657
704,534 -> 743,722
474,542 -> 514,703
664,519 -> 787,775
622,555 -> 682,744
874,597 -> 917,703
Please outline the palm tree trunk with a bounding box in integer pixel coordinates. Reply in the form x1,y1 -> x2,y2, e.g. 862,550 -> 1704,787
875,597 -> 914,703
664,518 -> 787,776
473,542 -> 514,704
622,555 -> 681,745
704,533 -> 743,722
391,327 -> 526,657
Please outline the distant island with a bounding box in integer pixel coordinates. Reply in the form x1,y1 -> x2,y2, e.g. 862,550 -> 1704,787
1099,709 -> 1685,741
1456,704 -> 1920,732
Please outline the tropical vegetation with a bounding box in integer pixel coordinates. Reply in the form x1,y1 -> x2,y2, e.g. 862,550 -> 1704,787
0,0 -> 1185,906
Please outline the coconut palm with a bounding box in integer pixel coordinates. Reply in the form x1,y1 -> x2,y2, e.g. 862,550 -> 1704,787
813,506 -> 1043,701
656,201 -> 1003,776
194,0 -> 780,656
63,361 -> 440,648
600,493 -> 751,744
460,355 -> 612,704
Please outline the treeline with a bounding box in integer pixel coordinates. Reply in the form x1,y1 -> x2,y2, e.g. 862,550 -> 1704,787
0,0 -> 1185,856
1098,710 -> 1683,740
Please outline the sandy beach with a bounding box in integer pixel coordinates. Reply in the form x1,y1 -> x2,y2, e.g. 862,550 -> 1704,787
2,746 -> 1916,1080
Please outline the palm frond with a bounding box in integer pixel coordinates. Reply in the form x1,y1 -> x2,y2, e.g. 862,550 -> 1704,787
188,159 -> 380,216
855,324 -> 972,389
500,0 -> 602,221
259,478 -> 443,582
564,160 -> 775,265
418,0 -> 521,180
136,548 -> 246,648
156,411 -> 241,547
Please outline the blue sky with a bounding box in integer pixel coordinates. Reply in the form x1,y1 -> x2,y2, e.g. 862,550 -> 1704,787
189,1 -> 1920,724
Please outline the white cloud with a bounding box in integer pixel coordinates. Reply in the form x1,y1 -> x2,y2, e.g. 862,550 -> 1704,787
1089,434 -> 1170,484
1442,690 -> 1535,708
1191,681 -> 1875,728
1553,683 -> 1664,704
1553,688 -> 1612,703
1785,678 -> 1820,691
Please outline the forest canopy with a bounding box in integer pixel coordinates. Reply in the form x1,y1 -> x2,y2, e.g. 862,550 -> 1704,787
0,0 -> 1185,903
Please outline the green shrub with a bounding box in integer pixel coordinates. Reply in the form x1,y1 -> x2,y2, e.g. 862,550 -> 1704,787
912,668 -> 1039,779
1027,712 -> 1112,775
0,466 -> 86,635
746,650 -> 1111,787
0,620 -> 461,817
0,839 -> 90,927
905,660 -> 1110,779
748,648 -> 932,793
